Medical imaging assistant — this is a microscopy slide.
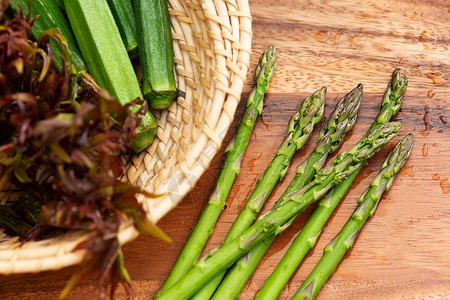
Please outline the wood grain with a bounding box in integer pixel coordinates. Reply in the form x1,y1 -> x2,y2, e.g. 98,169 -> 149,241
1,0 -> 450,298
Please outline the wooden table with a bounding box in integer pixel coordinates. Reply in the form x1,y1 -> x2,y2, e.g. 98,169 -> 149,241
1,0 -> 449,298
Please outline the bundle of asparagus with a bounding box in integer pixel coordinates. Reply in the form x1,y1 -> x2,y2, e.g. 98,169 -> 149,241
156,64 -> 409,300
156,120 -> 402,299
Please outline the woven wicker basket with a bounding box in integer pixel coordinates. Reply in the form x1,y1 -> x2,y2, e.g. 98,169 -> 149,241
0,0 -> 252,274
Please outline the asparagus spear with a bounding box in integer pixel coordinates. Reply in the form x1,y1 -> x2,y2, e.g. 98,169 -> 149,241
280,84 -> 362,198
157,46 -> 277,294
292,134 -> 413,300
255,69 -> 408,300
368,69 -> 408,132
212,84 -> 363,299
281,68 -> 405,199
155,122 -> 401,300
192,86 -> 326,299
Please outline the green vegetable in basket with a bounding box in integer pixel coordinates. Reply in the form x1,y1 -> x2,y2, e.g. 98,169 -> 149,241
133,0 -> 178,109
64,0 -> 157,152
49,0 -> 65,10
9,0 -> 86,72
107,0 -> 139,57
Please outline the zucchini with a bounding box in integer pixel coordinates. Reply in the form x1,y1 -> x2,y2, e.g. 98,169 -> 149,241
10,0 -> 86,72
106,0 -> 139,57
133,0 -> 177,109
64,0 -> 157,152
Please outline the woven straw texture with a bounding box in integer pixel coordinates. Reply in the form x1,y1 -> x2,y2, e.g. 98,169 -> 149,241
0,0 -> 252,274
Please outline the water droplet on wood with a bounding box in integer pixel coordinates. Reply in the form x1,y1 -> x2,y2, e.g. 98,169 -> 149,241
440,178 -> 450,194
425,72 -> 447,86
248,152 -> 263,172
422,143 -> 428,156
419,30 -> 435,48
421,106 -> 433,136
401,166 -> 415,178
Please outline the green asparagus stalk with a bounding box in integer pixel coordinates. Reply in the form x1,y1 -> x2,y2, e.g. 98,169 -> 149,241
255,69 -> 408,300
157,46 -> 277,294
292,134 -> 413,300
368,69 -> 408,132
155,122 -> 402,300
192,86 -> 326,300
212,84 -> 363,299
